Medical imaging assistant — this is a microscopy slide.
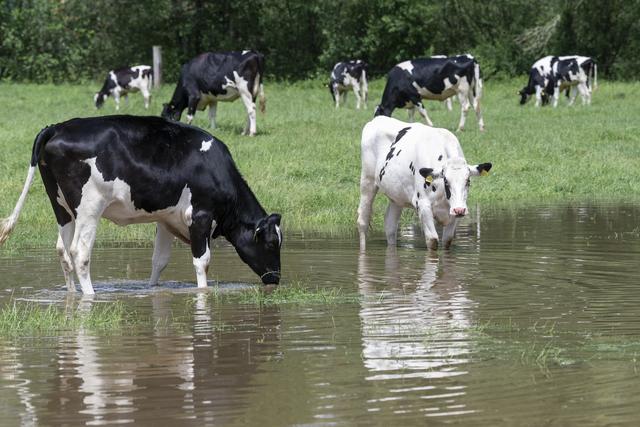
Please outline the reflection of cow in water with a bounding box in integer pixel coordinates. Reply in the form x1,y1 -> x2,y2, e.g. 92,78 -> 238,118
23,294 -> 282,425
357,248 -> 475,412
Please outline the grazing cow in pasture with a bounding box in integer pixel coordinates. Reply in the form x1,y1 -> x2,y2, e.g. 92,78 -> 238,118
431,54 -> 482,112
550,55 -> 597,106
94,65 -> 153,110
162,50 -> 265,136
328,60 -> 368,109
374,56 -> 484,131
0,116 -> 282,295
519,55 -> 597,107
357,116 -> 492,250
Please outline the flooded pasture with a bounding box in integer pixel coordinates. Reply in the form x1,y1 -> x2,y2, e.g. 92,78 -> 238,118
1,204 -> 640,425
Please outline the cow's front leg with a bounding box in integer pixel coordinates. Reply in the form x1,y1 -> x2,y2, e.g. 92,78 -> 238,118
239,90 -> 257,136
189,211 -> 214,288
113,91 -> 121,111
208,102 -> 218,129
357,179 -> 378,249
384,202 -> 403,246
417,200 -> 439,250
150,223 -> 174,285
535,86 -> 543,107
552,87 -> 560,108
415,102 -> 434,127
186,96 -> 200,124
442,217 -> 460,250
141,88 -> 151,109
334,88 -> 341,108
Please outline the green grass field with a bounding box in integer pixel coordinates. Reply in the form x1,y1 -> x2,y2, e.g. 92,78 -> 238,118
1,78 -> 640,250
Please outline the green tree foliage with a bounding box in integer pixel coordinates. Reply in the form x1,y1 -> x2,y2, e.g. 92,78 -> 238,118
0,0 -> 639,83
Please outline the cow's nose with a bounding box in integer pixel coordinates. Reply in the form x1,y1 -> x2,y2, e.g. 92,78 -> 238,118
262,271 -> 280,285
452,207 -> 467,217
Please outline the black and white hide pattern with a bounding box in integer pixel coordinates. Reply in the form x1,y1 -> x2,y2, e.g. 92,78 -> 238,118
94,65 -> 152,110
0,116 -> 283,295
357,116 -> 492,250
519,55 -> 597,107
374,55 -> 484,131
328,60 -> 368,109
161,50 -> 266,136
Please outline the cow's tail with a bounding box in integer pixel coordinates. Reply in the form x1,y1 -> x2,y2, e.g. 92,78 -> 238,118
361,69 -> 368,103
0,126 -> 54,245
254,53 -> 266,113
472,60 -> 483,102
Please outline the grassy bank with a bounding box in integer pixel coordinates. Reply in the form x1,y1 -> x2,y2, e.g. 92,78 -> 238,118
1,79 -> 640,249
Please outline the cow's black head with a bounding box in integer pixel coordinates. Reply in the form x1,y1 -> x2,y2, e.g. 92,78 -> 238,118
161,103 -> 182,121
94,92 -> 107,109
235,213 -> 282,285
518,88 -> 529,105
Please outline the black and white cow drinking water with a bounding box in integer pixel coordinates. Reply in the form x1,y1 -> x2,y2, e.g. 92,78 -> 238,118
94,65 -> 153,110
519,55 -> 597,107
357,116 -> 492,250
0,116 -> 282,295
328,60 -> 368,109
162,50 -> 265,136
374,55 -> 484,131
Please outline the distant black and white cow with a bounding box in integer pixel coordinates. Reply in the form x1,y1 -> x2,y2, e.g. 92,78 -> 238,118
519,55 -> 597,107
94,65 -> 152,110
0,116 -> 282,295
162,50 -> 265,136
374,56 -> 484,131
328,60 -> 368,109
357,116 -> 492,250
550,55 -> 597,106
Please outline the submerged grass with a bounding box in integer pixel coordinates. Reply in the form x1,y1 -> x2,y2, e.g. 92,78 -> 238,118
210,281 -> 360,306
1,79 -> 640,249
0,299 -> 130,335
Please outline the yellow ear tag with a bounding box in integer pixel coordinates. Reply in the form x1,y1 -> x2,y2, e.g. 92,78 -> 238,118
425,175 -> 433,185
480,169 -> 489,176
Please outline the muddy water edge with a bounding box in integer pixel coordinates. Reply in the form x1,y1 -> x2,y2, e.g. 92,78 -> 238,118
1,203 -> 640,425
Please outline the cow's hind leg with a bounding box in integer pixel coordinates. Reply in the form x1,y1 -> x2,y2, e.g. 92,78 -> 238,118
69,197 -> 107,295
150,223 -> 174,285
384,202 -> 403,246
189,212 -> 214,288
456,90 -> 471,132
57,222 -> 76,291
577,83 -> 591,105
238,80 -> 257,136
352,83 -> 362,109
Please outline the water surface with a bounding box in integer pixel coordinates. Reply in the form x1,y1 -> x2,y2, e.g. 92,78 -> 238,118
1,204 -> 640,425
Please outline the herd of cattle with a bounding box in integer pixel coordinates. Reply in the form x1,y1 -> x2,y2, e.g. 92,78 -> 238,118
0,51 -> 595,294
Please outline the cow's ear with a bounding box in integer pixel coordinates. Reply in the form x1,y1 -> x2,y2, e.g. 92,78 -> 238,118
419,167 -> 438,185
267,213 -> 281,226
470,163 -> 492,176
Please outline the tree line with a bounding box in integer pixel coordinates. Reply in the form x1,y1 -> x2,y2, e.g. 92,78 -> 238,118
1,0 -> 639,83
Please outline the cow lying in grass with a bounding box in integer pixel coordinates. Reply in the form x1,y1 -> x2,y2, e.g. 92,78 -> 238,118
357,116 -> 492,250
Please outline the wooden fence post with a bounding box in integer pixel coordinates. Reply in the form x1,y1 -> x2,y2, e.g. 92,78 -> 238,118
152,46 -> 162,88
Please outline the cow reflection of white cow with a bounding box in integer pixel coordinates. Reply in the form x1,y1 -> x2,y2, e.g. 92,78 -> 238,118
358,248 -> 474,380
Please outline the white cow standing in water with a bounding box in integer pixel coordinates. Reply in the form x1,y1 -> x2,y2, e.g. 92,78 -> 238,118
357,116 -> 492,250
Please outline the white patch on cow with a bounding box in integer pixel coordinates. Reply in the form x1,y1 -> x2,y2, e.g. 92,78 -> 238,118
397,61 -> 414,74
81,158 -> 194,240
242,50 -> 250,55
193,242 -> 210,288
275,224 -> 282,247
200,139 -> 213,152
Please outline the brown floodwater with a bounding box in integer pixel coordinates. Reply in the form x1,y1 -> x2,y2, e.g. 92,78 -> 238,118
1,204 -> 640,425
